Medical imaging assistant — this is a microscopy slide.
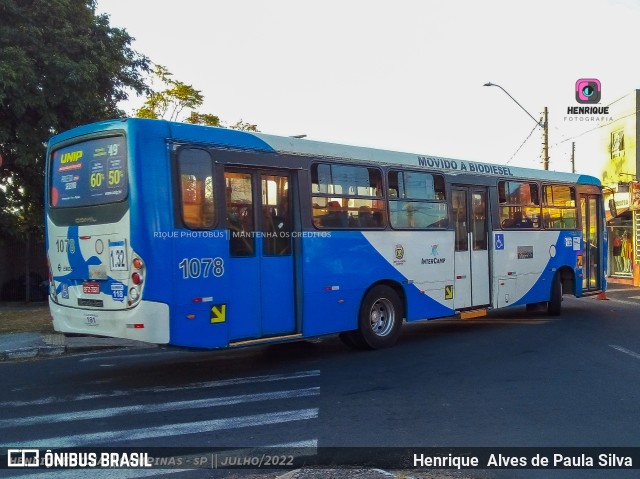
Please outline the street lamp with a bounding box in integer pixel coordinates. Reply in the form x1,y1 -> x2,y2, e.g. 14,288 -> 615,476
484,82 -> 549,170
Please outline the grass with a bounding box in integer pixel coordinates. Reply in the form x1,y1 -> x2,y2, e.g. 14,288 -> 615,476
0,303 -> 55,334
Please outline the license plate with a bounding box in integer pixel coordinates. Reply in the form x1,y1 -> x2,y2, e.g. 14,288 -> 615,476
83,282 -> 100,294
109,240 -> 128,271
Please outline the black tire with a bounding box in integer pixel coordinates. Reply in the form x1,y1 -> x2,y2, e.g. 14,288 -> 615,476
547,273 -> 562,316
351,285 -> 403,349
338,331 -> 366,350
526,302 -> 545,312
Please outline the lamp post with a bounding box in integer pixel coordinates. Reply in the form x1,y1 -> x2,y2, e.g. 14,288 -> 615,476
484,82 -> 549,170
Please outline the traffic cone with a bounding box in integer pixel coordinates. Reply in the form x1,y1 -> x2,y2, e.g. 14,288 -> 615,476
595,291 -> 609,300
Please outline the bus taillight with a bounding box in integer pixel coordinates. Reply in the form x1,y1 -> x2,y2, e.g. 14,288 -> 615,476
129,288 -> 139,302
127,254 -> 144,306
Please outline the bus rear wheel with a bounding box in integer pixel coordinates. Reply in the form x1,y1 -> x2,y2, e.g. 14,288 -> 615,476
338,331 -> 365,349
547,273 -> 562,316
350,285 -> 403,349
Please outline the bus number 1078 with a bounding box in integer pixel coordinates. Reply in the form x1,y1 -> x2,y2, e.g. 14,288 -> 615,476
179,258 -> 224,279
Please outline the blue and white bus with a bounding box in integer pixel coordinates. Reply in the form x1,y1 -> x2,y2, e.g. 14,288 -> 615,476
45,118 -> 606,350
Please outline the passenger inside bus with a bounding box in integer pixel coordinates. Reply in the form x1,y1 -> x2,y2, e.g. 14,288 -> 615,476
502,210 -> 533,228
357,205 -> 376,227
321,201 -> 348,228
512,211 -> 533,228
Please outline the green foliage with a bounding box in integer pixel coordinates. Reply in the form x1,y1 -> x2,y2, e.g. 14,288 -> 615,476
135,64 -> 206,122
185,112 -> 221,127
230,120 -> 259,132
0,0 -> 150,237
135,65 -> 258,131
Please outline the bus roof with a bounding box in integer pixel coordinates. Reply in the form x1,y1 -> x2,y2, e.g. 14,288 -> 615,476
49,118 -> 601,186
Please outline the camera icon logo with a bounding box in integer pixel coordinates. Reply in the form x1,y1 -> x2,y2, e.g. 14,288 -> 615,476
575,78 -> 601,104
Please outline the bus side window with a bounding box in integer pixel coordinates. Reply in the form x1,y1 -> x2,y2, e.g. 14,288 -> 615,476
498,180 -> 540,229
542,184 -> 577,230
177,148 -> 215,229
261,174 -> 291,256
388,170 -> 448,229
311,163 -> 386,229
225,171 -> 255,256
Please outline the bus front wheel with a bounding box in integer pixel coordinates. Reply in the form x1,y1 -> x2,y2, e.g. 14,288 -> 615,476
350,285 -> 403,349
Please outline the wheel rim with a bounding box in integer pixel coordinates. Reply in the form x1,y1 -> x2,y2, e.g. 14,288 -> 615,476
369,298 -> 395,337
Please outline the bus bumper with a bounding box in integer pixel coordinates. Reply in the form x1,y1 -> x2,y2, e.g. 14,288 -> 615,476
49,299 -> 170,344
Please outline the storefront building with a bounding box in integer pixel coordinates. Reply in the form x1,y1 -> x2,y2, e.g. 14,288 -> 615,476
591,90 -> 640,285
605,188 -> 634,280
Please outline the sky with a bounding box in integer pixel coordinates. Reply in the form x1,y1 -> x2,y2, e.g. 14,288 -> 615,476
96,0 -> 640,174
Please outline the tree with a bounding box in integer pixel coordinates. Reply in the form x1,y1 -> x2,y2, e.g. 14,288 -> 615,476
135,65 -> 213,124
134,65 -> 258,131
135,65 -> 218,125
229,120 -> 259,132
0,0 -> 150,239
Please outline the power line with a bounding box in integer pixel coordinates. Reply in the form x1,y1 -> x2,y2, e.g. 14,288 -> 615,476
506,122 -> 539,165
550,109 -> 640,149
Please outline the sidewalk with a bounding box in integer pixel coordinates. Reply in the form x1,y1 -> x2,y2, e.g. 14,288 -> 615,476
0,331 -> 156,361
607,276 -> 635,287
0,301 -> 155,361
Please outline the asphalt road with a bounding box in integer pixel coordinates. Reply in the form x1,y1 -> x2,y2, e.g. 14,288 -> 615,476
1,285 -> 640,479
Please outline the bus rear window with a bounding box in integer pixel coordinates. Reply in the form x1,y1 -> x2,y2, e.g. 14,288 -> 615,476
50,136 -> 128,208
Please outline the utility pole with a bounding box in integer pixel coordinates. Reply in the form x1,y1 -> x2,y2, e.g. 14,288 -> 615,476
542,107 -> 549,171
483,83 -> 549,170
571,142 -> 575,173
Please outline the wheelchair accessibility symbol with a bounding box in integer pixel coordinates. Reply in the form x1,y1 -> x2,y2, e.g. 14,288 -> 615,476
495,233 -> 505,250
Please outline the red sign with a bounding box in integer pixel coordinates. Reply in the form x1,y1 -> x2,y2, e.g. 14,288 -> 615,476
83,282 -> 100,294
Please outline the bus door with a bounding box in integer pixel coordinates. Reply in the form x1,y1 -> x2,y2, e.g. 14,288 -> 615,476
581,194 -> 602,291
451,186 -> 490,309
224,168 -> 297,341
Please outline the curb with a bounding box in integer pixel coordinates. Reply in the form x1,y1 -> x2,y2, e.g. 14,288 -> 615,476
0,334 -> 156,361
2,345 -> 66,361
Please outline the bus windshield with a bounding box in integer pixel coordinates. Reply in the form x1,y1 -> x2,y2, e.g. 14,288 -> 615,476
50,136 -> 128,208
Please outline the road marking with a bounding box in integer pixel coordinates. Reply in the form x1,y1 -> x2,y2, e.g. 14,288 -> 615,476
0,387 -> 319,428
270,439 -> 318,447
607,298 -> 640,306
610,344 -> 640,360
5,408 -> 319,447
628,295 -> 640,300
0,369 -> 320,407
